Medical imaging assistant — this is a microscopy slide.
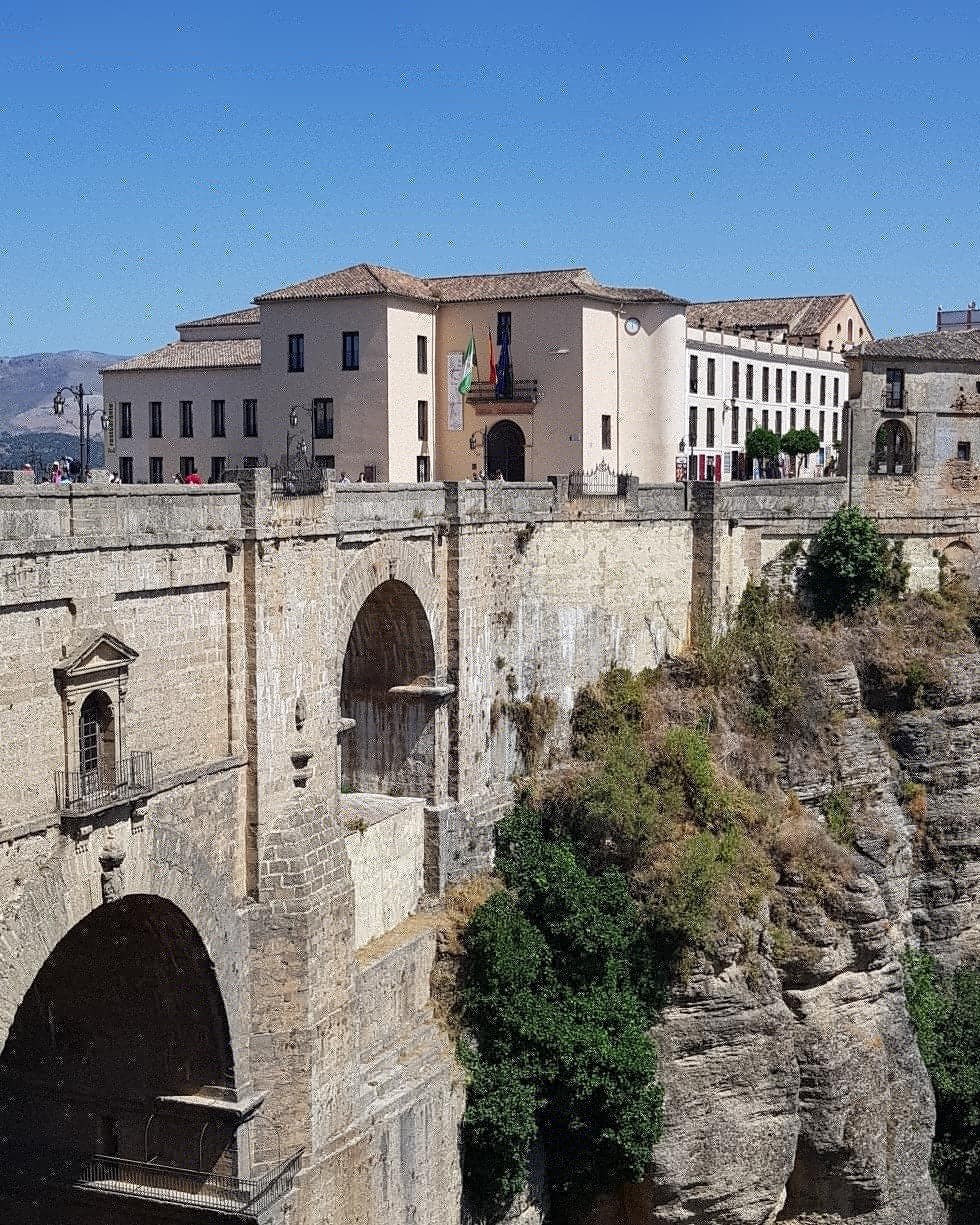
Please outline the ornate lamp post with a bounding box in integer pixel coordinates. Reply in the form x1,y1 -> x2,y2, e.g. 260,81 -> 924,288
52,384 -> 108,483
285,407 -> 308,470
469,428 -> 488,479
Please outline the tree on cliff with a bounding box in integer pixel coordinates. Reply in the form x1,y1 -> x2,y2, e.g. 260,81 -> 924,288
780,427 -> 820,477
803,505 -> 906,619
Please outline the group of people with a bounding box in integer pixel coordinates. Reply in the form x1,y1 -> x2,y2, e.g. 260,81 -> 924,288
172,469 -> 203,485
337,471 -> 369,484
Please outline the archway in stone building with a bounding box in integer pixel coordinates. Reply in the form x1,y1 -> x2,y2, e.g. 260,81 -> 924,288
873,419 -> 913,475
0,895 -> 237,1223
340,579 -> 436,799
486,419 -> 526,481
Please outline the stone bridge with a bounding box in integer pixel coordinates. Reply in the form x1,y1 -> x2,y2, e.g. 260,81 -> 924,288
0,470 -> 848,1224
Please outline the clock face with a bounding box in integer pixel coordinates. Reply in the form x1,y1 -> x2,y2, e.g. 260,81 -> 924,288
624,316 -> 641,335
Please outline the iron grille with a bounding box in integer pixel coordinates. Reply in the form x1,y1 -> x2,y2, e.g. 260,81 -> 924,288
71,1149 -> 303,1219
466,379 -> 538,404
568,461 -> 623,499
270,466 -> 325,498
56,751 -> 153,814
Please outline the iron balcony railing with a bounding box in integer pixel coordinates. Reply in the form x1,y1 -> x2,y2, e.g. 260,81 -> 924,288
568,461 -> 628,499
72,1149 -> 303,1219
271,465 -> 325,498
880,387 -> 909,413
56,751 -> 153,814
466,379 -> 538,404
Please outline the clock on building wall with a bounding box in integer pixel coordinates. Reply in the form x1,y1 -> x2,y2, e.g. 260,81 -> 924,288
624,317 -> 641,335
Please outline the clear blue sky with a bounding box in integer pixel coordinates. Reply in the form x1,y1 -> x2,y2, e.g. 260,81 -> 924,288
2,2 -> 979,356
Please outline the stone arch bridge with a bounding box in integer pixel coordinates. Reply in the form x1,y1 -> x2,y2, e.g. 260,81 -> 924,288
0,469 -> 852,1223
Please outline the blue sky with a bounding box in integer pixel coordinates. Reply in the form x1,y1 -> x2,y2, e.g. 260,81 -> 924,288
1,2 -> 979,355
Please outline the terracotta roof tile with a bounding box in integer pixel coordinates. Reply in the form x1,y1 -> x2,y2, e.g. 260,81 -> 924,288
428,268 -> 684,304
686,295 -> 851,335
854,330 -> 980,361
101,339 -> 261,373
255,263 -> 434,303
177,307 -> 260,328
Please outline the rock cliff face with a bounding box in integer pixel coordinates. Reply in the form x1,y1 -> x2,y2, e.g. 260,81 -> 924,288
578,660 -> 965,1225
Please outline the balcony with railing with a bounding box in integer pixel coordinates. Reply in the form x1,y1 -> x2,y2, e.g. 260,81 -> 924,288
56,751 -> 153,816
469,379 -> 538,413
880,387 -> 909,414
69,1149 -> 302,1220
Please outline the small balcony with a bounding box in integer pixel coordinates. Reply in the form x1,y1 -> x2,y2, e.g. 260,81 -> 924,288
70,1150 -> 302,1221
880,387 -> 909,414
469,379 -> 538,414
56,751 -> 154,816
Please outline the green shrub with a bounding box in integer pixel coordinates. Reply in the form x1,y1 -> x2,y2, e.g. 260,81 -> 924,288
823,788 -> 856,847
803,506 -> 906,619
746,426 -> 780,466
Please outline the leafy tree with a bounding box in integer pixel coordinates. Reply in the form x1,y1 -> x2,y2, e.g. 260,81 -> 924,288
802,505 -> 905,618
745,427 -> 780,477
903,951 -> 980,1221
780,426 -> 820,476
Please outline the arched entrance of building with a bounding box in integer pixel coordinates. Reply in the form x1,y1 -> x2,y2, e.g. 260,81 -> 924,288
486,419 -> 526,481
340,579 -> 437,798
873,419 -> 913,475
0,895 -> 237,1222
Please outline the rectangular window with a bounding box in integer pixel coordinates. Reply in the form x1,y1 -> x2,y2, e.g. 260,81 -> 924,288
119,402 -> 132,439
833,377 -> 840,408
819,410 -> 826,439
179,456 -> 195,479
497,312 -> 512,344
832,412 -> 839,443
313,454 -> 335,471
762,409 -> 769,431
706,405 -> 715,447
689,354 -> 698,393
746,406 -> 753,434
762,367 -> 770,402
958,440 -> 972,461
805,372 -> 812,404
886,367 -> 905,408
288,333 -> 304,372
211,399 -> 225,438
118,456 -> 133,484
746,364 -> 754,399
775,369 -> 783,403
363,464 -> 377,482
819,375 -> 827,406
180,401 -> 193,438
601,414 -> 612,450
417,335 -> 428,374
706,358 -> 716,396
149,401 -> 162,438
417,455 -> 431,482
418,400 -> 428,442
243,399 -> 258,437
242,456 -> 261,469
342,331 -> 359,370
731,404 -> 740,444
805,408 -> 812,430
732,361 -> 740,398
790,406 -> 797,430
313,397 -> 334,439
688,405 -> 697,447
775,410 -> 783,437
790,370 -> 798,403
210,456 -> 225,483
149,456 -> 163,484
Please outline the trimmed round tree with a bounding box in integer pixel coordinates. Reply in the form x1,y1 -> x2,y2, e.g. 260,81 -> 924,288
745,427 -> 780,478
803,505 -> 898,618
780,427 -> 820,476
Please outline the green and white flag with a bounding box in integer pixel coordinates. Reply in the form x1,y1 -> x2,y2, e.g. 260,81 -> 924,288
457,332 -> 476,396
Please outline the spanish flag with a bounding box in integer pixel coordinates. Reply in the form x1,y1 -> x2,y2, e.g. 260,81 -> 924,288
487,327 -> 497,388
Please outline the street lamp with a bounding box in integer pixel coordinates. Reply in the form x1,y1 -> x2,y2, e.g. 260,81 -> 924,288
52,384 -> 108,483
285,407 -> 309,470
469,428 -> 488,479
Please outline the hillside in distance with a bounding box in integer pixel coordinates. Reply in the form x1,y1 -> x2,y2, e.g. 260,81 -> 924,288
0,350 -> 126,434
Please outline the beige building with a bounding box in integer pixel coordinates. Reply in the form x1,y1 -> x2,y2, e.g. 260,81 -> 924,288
684,294 -> 873,481
102,263 -> 687,486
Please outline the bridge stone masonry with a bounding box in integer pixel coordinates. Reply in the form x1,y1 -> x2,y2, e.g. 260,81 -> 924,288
0,467 -> 865,1224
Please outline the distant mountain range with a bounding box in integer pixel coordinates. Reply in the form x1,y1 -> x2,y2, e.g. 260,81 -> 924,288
0,350 -> 126,434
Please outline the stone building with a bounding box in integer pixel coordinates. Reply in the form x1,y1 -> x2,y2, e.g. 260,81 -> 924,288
0,461 -> 857,1223
684,294 -> 872,482
101,263 -> 687,488
846,328 -> 980,584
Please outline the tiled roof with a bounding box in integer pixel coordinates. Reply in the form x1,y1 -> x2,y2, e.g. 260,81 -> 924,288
428,268 -> 685,304
255,263 -> 434,303
101,339 -> 261,373
854,330 -> 980,361
177,307 -> 260,328
686,295 -> 851,335
254,262 -> 685,306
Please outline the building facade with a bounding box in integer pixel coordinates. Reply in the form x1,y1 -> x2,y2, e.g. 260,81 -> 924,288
102,264 -> 687,487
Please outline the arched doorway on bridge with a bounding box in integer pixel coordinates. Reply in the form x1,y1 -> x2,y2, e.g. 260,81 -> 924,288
873,419 -> 912,475
340,579 -> 436,799
0,895 -> 237,1222
486,419 -> 526,481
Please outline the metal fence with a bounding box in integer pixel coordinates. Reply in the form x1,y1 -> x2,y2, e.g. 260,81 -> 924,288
466,378 -> 539,404
568,461 -> 625,499
73,1149 -> 303,1219
56,751 -> 153,814
270,466 -> 325,498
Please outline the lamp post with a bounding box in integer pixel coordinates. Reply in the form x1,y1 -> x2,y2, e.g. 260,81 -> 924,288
285,406 -> 308,470
469,428 -> 488,479
52,384 -> 109,483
